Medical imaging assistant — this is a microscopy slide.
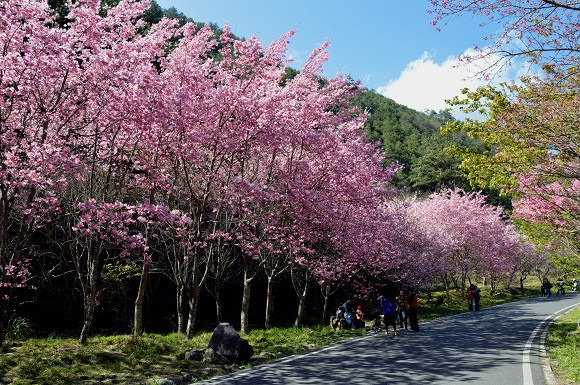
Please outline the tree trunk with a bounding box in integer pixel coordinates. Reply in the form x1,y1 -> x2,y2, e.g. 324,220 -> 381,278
450,274 -> 460,291
520,273 -> 527,289
0,319 -> 4,348
294,275 -> 310,327
265,276 -> 275,330
79,290 -> 97,344
443,275 -> 451,301
176,284 -> 186,334
321,284 -> 330,324
186,287 -> 200,338
215,292 -> 223,324
132,261 -> 150,336
79,246 -> 100,345
240,274 -> 252,334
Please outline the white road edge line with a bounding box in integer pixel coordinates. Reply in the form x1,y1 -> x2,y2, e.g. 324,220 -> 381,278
522,302 -> 579,385
539,305 -> 579,385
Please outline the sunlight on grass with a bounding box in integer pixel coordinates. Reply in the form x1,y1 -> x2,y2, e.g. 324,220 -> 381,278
547,306 -> 580,385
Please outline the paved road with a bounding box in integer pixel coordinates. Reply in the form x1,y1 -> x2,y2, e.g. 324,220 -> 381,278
202,292 -> 579,385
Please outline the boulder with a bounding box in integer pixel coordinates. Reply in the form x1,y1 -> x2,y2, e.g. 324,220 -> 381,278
207,323 -> 254,363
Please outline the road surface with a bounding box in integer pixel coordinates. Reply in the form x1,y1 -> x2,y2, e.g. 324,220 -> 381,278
202,292 -> 579,384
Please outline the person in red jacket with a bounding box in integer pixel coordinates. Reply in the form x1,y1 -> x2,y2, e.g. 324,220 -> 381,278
407,289 -> 419,332
466,284 -> 475,311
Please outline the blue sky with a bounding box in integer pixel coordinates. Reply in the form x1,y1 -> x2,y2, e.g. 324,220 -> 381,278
156,1 -> 523,113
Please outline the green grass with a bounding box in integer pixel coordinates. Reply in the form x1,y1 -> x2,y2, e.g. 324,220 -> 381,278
546,306 -> 580,385
0,327 -> 367,385
419,284 -> 541,321
0,280 -> 542,384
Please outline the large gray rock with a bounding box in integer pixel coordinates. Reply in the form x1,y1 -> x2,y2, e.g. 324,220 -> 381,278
207,323 -> 254,363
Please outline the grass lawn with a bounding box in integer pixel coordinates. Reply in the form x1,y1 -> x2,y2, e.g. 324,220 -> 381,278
546,306 -> 580,385
0,280 -> 542,384
419,284 -> 541,321
0,327 -> 367,385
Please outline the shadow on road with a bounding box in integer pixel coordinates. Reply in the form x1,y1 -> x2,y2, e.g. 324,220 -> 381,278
210,294 -> 578,384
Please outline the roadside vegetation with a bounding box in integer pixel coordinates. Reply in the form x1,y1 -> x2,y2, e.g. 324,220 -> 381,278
546,306 -> 580,385
0,327 -> 367,385
0,281 -> 543,385
420,281 -> 542,321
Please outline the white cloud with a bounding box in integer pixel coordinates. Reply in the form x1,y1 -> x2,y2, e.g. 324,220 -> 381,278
377,48 -> 530,117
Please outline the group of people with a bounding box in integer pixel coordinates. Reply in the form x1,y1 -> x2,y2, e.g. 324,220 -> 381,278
541,278 -> 553,296
540,277 -> 575,297
465,284 -> 481,311
331,288 -> 420,335
332,300 -> 366,330
379,289 -> 419,335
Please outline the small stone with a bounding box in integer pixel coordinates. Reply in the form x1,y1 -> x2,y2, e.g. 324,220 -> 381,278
96,350 -> 127,360
0,378 -> 12,384
249,359 -> 263,367
184,348 -> 204,361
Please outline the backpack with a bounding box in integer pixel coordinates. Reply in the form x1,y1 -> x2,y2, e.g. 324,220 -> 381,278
381,298 -> 396,316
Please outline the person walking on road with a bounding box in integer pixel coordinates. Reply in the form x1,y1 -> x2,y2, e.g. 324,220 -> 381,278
556,278 -> 565,295
380,295 -> 398,336
407,289 -> 419,332
573,279 -> 578,292
396,290 -> 408,329
543,278 -> 553,297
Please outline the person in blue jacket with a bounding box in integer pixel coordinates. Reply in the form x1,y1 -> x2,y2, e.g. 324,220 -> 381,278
380,295 -> 398,336
339,300 -> 355,329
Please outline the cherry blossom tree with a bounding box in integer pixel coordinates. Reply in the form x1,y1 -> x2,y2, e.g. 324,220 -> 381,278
428,0 -> 580,71
406,189 -> 523,297
0,0 -> 86,344
0,0 -> 177,343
